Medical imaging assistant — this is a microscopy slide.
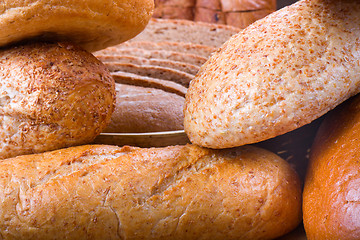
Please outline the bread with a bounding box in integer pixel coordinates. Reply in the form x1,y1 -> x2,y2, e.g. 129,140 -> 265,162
100,55 -> 200,75
153,0 -> 275,28
95,47 -> 207,66
303,94 -> 360,239
0,42 -> 115,159
116,41 -> 216,58
0,0 -> 154,52
111,71 -> 187,97
104,83 -> 185,133
129,18 -> 241,48
184,0 -> 360,149
106,62 -> 194,87
0,144 -> 302,239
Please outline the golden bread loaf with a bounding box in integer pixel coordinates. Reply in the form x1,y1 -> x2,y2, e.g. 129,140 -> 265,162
0,144 -> 301,239
0,42 -> 115,159
0,0 -> 154,52
184,0 -> 360,149
303,94 -> 360,239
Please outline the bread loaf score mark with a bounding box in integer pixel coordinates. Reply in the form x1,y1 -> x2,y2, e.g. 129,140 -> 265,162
184,0 -> 360,149
0,144 -> 301,240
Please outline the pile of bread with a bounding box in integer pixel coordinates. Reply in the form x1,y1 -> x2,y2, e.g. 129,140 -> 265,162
153,0 -> 276,28
0,0 -> 359,239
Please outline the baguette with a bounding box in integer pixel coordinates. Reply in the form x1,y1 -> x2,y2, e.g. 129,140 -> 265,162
184,0 -> 360,149
0,144 -> 302,240
0,0 -> 154,52
0,42 -> 115,159
303,94 -> 360,239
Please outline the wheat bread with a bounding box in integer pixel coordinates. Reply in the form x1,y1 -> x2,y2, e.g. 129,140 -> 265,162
129,18 -> 241,48
184,0 -> 360,149
95,47 -> 207,66
104,84 -> 185,133
111,71 -> 187,97
99,55 -> 200,75
118,41 -> 216,58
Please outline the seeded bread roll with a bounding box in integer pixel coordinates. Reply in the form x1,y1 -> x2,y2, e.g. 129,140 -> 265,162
0,0 -> 154,52
0,144 -> 302,240
303,94 -> 360,239
184,0 -> 360,149
0,42 -> 115,159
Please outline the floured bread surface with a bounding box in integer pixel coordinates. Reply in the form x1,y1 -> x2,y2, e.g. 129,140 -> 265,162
184,0 -> 360,149
0,0 -> 154,52
0,42 -> 115,159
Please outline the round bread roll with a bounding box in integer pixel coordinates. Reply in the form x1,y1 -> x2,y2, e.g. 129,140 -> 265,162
0,0 -> 154,52
303,94 -> 360,239
0,41 -> 115,159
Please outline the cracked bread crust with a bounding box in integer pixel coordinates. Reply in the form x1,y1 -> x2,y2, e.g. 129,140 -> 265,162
184,0 -> 360,149
0,42 -> 115,159
0,0 -> 154,52
0,144 -> 301,240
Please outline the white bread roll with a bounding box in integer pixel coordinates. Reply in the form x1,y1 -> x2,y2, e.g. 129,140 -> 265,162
0,144 -> 301,240
184,0 -> 360,149
0,0 -> 154,52
0,42 -> 115,159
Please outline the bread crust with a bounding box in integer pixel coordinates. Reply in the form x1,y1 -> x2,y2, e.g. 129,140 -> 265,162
303,94 -> 360,239
184,0 -> 360,149
0,42 -> 115,159
0,144 -> 301,239
0,0 -> 154,52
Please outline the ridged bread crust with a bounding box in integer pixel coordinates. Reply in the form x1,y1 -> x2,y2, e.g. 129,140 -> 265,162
0,0 -> 154,52
184,0 -> 360,149
0,42 -> 115,159
0,144 -> 301,240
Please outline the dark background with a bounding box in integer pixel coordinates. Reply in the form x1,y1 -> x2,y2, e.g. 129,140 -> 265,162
277,0 -> 298,9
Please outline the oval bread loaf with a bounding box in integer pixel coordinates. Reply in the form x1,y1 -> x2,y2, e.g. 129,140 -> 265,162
303,94 -> 360,240
0,144 -> 301,240
184,0 -> 360,149
0,42 -> 115,159
0,0 -> 154,52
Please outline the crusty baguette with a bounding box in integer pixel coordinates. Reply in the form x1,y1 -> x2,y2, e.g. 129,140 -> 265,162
303,94 -> 360,240
0,0 -> 154,52
0,42 -> 115,159
104,83 -> 185,133
184,0 -> 360,149
99,55 -> 200,75
0,144 -> 302,240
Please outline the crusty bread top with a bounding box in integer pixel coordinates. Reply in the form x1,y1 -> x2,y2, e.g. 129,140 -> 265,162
0,0 -> 154,52
184,0 -> 360,149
